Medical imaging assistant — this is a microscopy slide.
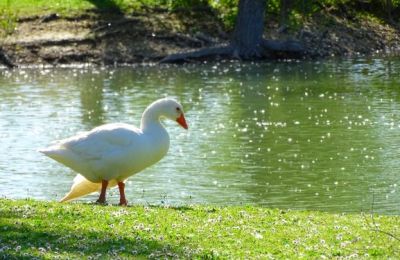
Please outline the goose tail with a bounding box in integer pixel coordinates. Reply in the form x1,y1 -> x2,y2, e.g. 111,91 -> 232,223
60,174 -> 101,202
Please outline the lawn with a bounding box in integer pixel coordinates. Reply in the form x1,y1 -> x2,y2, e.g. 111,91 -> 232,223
0,198 -> 399,258
0,0 -> 153,17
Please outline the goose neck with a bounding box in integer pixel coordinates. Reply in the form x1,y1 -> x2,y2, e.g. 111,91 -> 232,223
140,107 -> 162,131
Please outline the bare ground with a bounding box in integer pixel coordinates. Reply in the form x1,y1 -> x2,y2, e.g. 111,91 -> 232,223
1,8 -> 227,66
1,7 -> 400,67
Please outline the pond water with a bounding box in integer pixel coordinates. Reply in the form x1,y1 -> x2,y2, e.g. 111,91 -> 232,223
1,59 -> 400,214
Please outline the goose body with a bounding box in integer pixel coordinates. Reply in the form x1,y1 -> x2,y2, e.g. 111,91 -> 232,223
40,98 -> 188,205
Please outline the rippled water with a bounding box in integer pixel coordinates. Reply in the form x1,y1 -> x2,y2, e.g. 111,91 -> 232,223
1,59 -> 400,214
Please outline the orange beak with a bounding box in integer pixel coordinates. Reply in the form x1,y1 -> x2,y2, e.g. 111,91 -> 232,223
176,113 -> 188,129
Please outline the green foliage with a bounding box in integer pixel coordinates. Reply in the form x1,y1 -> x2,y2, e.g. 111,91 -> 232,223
208,0 -> 238,29
0,0 -> 94,17
0,0 -> 17,38
160,0 -> 209,9
208,0 -> 400,30
0,0 -> 398,31
1,199 -> 400,258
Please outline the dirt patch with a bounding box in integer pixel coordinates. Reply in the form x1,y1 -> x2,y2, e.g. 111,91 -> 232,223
296,12 -> 400,57
1,8 -> 400,67
2,8 -> 227,66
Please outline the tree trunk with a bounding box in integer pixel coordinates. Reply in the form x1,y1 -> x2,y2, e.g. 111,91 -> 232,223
386,0 -> 393,23
231,0 -> 266,58
159,0 -> 304,63
279,0 -> 291,32
0,47 -> 16,69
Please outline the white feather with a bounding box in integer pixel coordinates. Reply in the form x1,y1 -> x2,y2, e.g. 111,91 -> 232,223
40,98 -> 186,202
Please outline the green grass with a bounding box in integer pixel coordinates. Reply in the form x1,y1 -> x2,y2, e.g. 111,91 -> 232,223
1,0 -> 92,17
1,199 -> 400,258
0,0 -> 161,17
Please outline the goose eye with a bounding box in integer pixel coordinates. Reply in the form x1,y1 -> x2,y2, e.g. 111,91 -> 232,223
176,107 -> 181,112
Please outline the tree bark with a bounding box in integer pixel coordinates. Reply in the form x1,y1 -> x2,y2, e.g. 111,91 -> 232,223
279,0 -> 291,32
231,0 -> 266,58
160,45 -> 233,63
386,0 -> 393,23
159,0 -> 304,63
0,47 -> 16,69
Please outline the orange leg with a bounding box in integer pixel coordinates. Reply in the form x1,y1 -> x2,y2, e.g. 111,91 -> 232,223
118,182 -> 128,206
96,180 -> 108,204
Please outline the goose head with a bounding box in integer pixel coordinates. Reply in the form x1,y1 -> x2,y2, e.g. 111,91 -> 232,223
141,98 -> 188,130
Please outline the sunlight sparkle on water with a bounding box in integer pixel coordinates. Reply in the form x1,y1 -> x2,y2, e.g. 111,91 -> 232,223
0,59 -> 400,213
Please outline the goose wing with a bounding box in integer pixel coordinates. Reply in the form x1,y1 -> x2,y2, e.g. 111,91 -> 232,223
40,123 -> 144,180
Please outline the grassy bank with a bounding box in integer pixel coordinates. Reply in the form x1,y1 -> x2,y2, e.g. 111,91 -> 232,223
1,0 -> 399,65
0,0 -> 143,17
0,199 -> 399,258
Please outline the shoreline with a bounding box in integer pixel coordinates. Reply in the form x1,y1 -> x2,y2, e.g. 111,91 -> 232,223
1,7 -> 399,68
0,53 -> 398,70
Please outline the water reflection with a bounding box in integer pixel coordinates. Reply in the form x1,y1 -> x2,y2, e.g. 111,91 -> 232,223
78,71 -> 106,127
0,59 -> 400,214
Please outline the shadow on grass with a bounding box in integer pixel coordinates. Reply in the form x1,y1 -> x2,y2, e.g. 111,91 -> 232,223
0,221 -> 183,258
86,0 -> 123,14
80,0 -> 150,64
0,200 -> 198,258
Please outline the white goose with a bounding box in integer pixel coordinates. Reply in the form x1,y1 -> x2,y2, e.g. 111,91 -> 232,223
40,98 -> 188,206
